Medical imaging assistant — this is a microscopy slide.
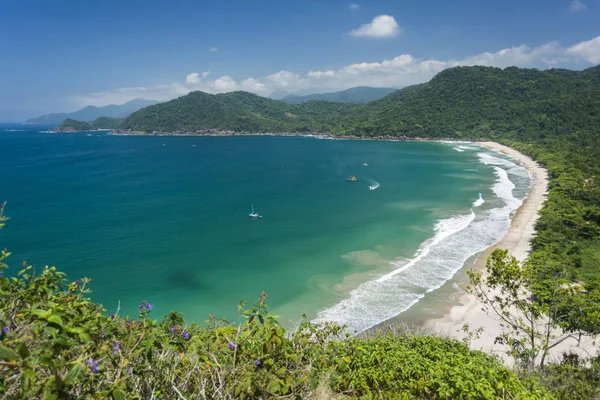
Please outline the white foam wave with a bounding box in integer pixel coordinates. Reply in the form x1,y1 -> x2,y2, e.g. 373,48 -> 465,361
453,147 -> 465,152
368,179 -> 380,191
313,151 -> 527,334
4,129 -> 26,132
478,153 -> 529,179
473,193 -> 485,207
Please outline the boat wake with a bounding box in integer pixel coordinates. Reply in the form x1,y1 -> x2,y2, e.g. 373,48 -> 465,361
313,150 -> 529,334
368,179 -> 380,191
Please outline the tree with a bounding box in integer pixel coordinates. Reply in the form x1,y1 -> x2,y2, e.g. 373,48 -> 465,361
467,248 -> 598,368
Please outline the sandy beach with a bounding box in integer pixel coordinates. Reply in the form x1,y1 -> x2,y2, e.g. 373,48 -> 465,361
424,141 -> 599,364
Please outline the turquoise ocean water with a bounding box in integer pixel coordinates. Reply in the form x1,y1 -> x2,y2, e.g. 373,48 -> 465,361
0,125 -> 530,332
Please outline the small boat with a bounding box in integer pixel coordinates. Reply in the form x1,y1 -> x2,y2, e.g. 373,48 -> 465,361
362,163 -> 369,167
347,176 -> 358,182
249,204 -> 261,218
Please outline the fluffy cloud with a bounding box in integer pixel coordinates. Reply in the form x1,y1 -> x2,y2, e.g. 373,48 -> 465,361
308,70 -> 336,79
349,3 -> 359,10
350,15 -> 401,38
569,0 -> 587,11
70,36 -> 600,107
566,36 -> 600,63
185,71 -> 210,84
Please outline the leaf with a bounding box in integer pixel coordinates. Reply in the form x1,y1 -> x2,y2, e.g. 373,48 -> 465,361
112,388 -> 127,400
44,326 -> 59,336
0,345 -> 18,361
268,380 -> 281,394
47,315 -> 63,327
16,342 -> 30,359
78,332 -> 90,342
64,363 -> 82,385
20,369 -> 35,399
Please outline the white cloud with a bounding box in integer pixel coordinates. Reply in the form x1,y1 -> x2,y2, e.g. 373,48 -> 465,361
210,47 -> 218,52
569,0 -> 587,11
349,3 -> 359,10
566,36 -> 600,63
188,71 -> 211,85
185,71 -> 210,85
186,73 -> 200,85
212,76 -> 237,91
308,70 -> 336,78
70,36 -> 600,107
350,15 -> 401,38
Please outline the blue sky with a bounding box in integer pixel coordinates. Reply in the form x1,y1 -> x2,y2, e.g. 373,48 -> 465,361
1,0 -> 599,121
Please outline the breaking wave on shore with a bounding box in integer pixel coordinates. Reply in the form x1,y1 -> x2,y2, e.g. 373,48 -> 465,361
313,147 -> 530,333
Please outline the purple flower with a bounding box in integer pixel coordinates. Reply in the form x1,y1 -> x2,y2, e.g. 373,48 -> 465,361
146,303 -> 153,311
255,359 -> 262,367
228,342 -> 235,350
127,367 -> 133,375
87,359 -> 100,373
108,314 -> 115,319
2,326 -> 8,335
113,340 -> 121,354
170,326 -> 176,334
183,331 -> 190,340
139,301 -> 153,312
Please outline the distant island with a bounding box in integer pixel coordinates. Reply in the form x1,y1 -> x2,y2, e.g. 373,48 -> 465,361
52,117 -> 121,132
26,98 -> 159,125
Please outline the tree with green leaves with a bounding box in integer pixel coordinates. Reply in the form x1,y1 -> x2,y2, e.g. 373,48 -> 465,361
468,248 -> 598,369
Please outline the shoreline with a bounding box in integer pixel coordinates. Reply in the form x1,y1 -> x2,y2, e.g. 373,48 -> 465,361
107,129 -> 460,142
423,141 -> 550,359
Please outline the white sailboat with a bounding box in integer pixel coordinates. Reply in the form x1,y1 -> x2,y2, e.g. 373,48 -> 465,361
249,204 -> 261,218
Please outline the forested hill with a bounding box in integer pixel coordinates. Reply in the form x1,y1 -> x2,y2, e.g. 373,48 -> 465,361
281,86 -> 397,104
53,116 -> 122,131
115,65 -> 599,140
333,65 -> 600,141
119,90 -> 354,133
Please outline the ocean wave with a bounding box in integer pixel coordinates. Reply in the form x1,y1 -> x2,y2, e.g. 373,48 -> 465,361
473,193 -> 485,207
478,153 -> 529,179
313,151 -> 527,334
453,147 -> 465,152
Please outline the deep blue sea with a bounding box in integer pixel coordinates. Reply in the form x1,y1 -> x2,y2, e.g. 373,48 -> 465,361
0,124 -> 530,332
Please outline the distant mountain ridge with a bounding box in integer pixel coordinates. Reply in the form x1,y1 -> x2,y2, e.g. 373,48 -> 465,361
281,86 -> 397,104
25,98 -> 159,125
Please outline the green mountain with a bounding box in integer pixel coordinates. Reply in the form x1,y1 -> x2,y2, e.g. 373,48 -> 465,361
53,118 -> 93,132
90,116 -> 122,130
119,90 -> 354,133
26,98 -> 159,125
53,116 -> 122,131
282,86 -> 397,104
330,66 -> 600,140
